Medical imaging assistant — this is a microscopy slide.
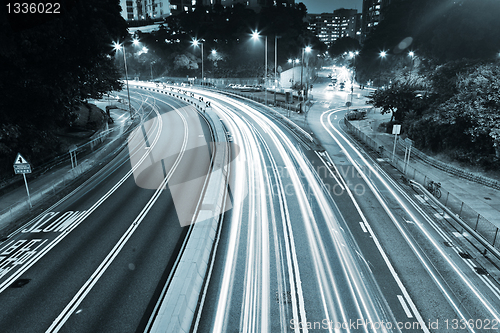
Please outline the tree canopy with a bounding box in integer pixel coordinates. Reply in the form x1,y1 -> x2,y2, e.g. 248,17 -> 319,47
129,3 -> 324,79
0,0 -> 128,175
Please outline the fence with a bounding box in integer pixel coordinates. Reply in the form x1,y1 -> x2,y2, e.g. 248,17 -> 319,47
344,117 -> 500,252
398,139 -> 500,190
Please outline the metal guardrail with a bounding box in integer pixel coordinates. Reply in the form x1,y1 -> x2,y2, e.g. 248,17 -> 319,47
343,117 -> 500,253
134,82 -> 230,333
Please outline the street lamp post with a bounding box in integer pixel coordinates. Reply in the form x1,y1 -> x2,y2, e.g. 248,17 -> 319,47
288,58 -> 299,84
113,42 -> 133,119
349,51 -> 359,106
252,31 -> 268,105
379,50 -> 387,88
192,39 -> 204,84
211,49 -> 217,81
300,46 -> 312,112
408,51 -> 415,81
140,46 -> 153,81
274,35 -> 281,105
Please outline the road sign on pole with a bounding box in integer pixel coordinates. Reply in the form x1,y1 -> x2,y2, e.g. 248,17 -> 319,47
392,125 -> 401,162
13,153 -> 32,208
404,138 -> 413,173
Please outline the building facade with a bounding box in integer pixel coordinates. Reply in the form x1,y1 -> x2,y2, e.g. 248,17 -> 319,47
361,0 -> 393,41
120,0 -> 172,21
120,0 -> 295,21
308,8 -> 360,45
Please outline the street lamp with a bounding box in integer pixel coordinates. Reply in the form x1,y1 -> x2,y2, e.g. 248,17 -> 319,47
274,35 -> 281,105
113,41 -> 133,119
300,46 -> 312,110
211,49 -> 217,80
379,50 -> 387,88
252,31 -> 268,105
348,50 -> 359,107
288,58 -> 300,85
408,51 -> 415,81
138,46 -> 153,81
192,39 -> 204,83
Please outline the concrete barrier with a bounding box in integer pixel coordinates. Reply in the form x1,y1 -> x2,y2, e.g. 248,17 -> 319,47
133,82 -> 229,333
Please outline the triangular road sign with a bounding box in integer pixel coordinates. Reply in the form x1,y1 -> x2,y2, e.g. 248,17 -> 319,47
14,153 -> 29,165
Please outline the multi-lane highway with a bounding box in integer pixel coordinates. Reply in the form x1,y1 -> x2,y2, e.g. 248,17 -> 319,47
1,77 -> 500,333
0,89 -> 212,332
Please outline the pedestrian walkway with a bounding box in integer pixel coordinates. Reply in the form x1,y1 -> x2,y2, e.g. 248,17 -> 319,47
349,110 -> 500,228
0,99 -> 133,236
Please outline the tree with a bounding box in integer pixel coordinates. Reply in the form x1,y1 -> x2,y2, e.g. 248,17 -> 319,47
0,0 -> 128,175
367,83 -> 425,123
173,53 -> 199,70
439,64 -> 500,156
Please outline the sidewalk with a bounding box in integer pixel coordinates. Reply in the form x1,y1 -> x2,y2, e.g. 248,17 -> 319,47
349,110 -> 500,229
0,99 -> 133,237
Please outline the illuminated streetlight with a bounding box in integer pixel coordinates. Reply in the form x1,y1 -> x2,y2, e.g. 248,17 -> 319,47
378,50 -> 387,88
348,50 -> 359,108
192,39 -> 204,82
300,46 -> 312,112
274,35 -> 282,105
408,51 -> 415,81
288,58 -> 299,85
113,41 -> 133,118
251,31 -> 268,105
133,39 -> 139,46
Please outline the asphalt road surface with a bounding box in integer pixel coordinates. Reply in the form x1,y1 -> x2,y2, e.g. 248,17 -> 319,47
0,88 -> 212,333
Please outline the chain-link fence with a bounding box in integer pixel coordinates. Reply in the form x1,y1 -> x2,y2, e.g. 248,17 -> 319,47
344,117 -> 500,251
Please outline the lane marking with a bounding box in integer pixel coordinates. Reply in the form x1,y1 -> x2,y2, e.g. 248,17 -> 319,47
313,151 -> 345,191
47,95 -> 191,333
359,222 -> 368,233
397,295 -> 414,318
321,109 -> 431,332
324,108 -> 500,327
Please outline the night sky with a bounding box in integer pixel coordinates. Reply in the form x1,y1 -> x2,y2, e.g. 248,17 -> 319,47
300,0 -> 363,14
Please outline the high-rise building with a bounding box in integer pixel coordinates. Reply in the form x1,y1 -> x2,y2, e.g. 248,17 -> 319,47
361,0 -> 393,41
120,0 -> 295,21
120,0 -> 171,21
219,0 -> 294,11
308,8 -> 360,45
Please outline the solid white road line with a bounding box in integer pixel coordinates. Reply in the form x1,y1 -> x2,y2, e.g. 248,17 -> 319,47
320,109 -> 430,333
46,98 -> 190,332
397,295 -> 414,318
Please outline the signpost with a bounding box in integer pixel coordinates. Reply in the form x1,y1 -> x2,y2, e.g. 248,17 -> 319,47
404,138 -> 413,173
13,153 -> 32,208
69,145 -> 78,170
392,124 -> 401,162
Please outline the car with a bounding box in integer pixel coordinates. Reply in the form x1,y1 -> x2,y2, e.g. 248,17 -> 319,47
327,83 -> 334,91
